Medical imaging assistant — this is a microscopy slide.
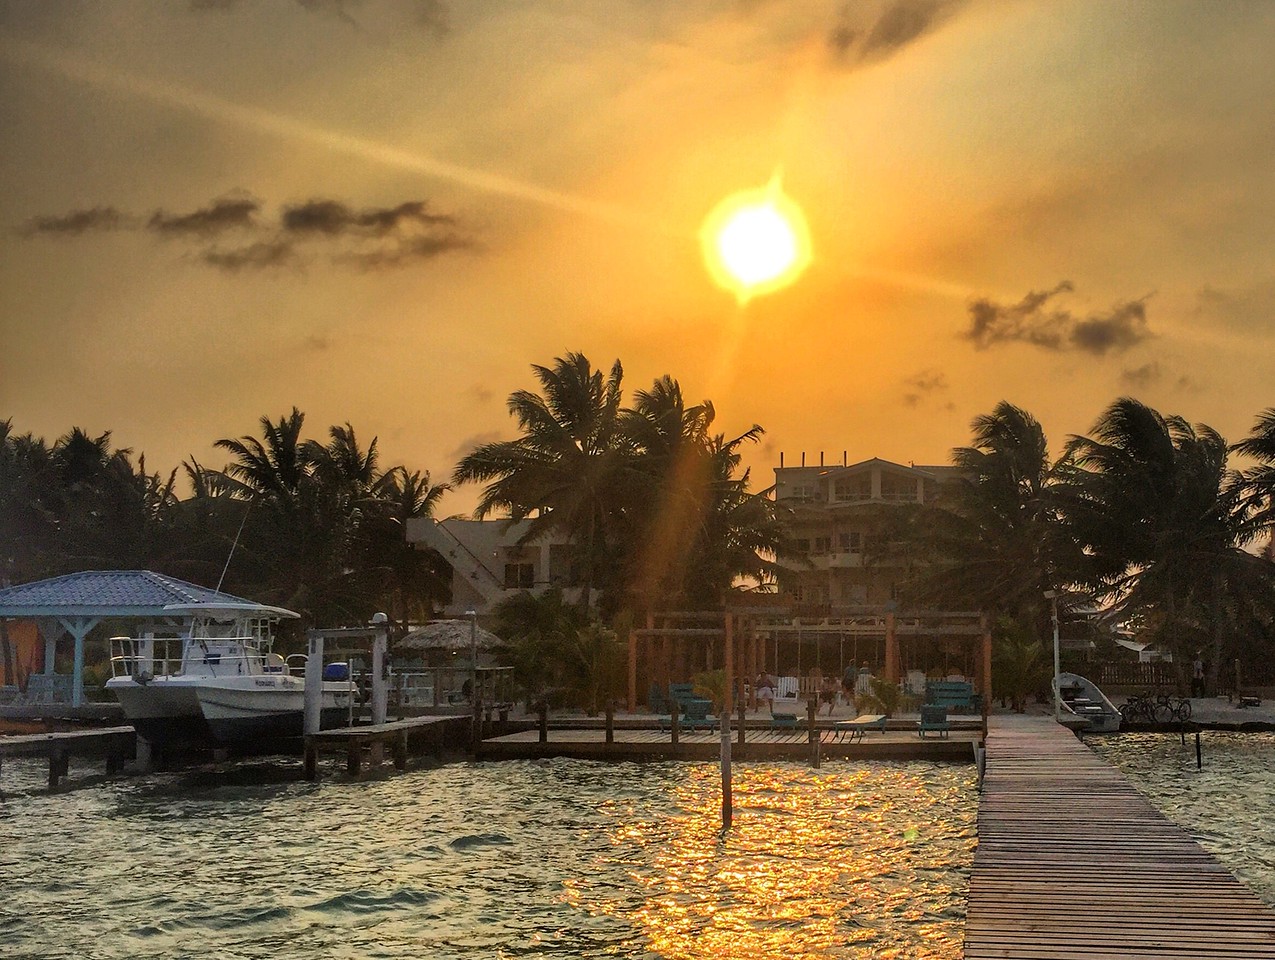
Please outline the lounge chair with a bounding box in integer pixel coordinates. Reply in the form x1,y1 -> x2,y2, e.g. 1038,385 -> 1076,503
833,714 -> 888,742
918,704 -> 950,738
681,697 -> 718,732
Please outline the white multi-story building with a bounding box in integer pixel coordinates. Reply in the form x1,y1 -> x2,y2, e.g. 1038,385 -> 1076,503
774,456 -> 959,610
405,518 -> 583,617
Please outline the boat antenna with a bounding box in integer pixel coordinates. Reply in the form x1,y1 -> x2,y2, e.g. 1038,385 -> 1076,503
215,498 -> 254,596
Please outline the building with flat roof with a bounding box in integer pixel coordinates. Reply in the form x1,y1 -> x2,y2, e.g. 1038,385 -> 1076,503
773,455 -> 960,611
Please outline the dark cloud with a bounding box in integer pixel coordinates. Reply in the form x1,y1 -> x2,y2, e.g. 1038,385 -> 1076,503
1070,300 -> 1149,355
149,198 -> 260,237
468,384 -> 494,404
448,431 -> 504,462
337,233 -> 474,270
1120,362 -> 1161,388
19,206 -> 127,236
902,368 -> 949,407
282,198 -> 453,236
17,191 -> 469,273
963,282 -> 1152,356
303,334 -> 331,351
830,0 -> 961,63
202,240 -> 295,272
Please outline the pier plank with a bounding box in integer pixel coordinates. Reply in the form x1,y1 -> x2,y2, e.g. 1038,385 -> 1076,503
965,716 -> 1275,959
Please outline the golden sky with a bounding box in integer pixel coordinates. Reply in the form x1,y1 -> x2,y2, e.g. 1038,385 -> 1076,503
3,0 -> 1275,514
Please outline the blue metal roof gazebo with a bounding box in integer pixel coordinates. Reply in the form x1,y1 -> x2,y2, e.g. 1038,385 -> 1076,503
0,570 -> 295,707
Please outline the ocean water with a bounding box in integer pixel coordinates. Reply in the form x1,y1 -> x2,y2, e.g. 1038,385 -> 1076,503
1088,731 -> 1275,906
0,757 -> 975,959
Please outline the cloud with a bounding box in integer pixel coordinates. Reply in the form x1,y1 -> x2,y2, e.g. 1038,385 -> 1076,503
829,0 -> 962,63
1120,362 -> 1161,388
902,369 -> 949,407
303,333 -> 331,351
201,240 -> 295,272
149,197 -> 260,236
1193,279 -> 1275,335
337,233 -> 473,270
189,0 -> 448,35
962,282 -> 1153,356
1070,300 -> 1150,355
468,384 -> 494,404
447,430 -> 504,462
16,191 -> 471,273
282,198 -> 453,236
19,206 -> 127,236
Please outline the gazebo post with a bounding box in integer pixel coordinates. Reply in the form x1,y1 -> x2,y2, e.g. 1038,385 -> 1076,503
41,619 -> 59,676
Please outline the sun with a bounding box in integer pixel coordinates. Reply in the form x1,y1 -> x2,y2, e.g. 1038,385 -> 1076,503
701,175 -> 812,302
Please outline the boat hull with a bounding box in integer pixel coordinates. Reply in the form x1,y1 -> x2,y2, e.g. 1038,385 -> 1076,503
195,677 -> 353,744
105,676 -> 213,745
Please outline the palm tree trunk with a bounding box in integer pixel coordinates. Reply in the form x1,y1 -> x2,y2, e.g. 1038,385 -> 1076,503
1208,568 -> 1225,696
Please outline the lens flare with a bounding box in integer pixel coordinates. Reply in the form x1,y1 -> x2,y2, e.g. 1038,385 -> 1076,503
701,175 -> 812,302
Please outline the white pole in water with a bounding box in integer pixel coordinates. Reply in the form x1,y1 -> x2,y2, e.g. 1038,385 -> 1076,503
371,614 -> 389,726
1046,591 -> 1061,721
303,632 -> 324,735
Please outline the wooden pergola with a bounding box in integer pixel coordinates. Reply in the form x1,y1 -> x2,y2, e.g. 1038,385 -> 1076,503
626,605 -> 992,713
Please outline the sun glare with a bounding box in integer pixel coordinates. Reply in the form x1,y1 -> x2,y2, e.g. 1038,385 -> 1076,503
701,176 -> 812,302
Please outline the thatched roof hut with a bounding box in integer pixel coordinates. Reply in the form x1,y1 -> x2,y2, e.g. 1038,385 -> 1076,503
398,619 -> 504,654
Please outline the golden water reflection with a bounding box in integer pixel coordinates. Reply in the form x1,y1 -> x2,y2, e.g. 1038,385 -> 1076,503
570,762 -> 975,959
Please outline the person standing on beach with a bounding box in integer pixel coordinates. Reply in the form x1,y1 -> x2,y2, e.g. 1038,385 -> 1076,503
1192,655 -> 1206,698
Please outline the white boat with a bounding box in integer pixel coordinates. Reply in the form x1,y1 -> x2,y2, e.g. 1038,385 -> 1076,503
1054,671 -> 1122,733
107,603 -> 353,746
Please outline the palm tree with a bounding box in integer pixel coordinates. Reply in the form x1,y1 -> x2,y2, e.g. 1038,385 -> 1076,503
1067,398 -> 1270,690
454,353 -> 627,610
372,467 -> 451,632
904,402 -> 1082,634
1233,407 -> 1275,551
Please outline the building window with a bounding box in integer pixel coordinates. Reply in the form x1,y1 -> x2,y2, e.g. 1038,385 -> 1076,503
795,538 -> 811,553
504,562 -> 535,589
838,531 -> 862,553
791,585 -> 806,602
834,476 -> 871,501
814,536 -> 831,554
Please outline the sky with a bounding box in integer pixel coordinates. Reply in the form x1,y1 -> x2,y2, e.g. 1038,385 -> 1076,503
4,0 -> 1275,515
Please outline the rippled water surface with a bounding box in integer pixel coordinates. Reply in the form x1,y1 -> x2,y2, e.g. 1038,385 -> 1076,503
1,758 -> 975,959
1088,731 -> 1275,905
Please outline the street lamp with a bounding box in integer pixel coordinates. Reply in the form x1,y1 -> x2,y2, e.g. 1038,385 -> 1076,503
1045,590 -> 1061,720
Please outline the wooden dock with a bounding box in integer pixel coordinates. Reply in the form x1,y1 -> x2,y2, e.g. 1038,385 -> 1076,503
966,715 -> 1275,959
477,724 -> 979,762
0,726 -> 136,789
303,715 -> 471,780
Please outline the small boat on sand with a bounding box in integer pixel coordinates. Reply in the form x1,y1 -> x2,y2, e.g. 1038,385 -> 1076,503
1054,671 -> 1122,733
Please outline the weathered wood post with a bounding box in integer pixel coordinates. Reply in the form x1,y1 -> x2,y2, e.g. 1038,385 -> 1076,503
605,703 -> 614,744
393,731 -> 408,771
737,695 -> 746,746
807,699 -> 819,767
538,700 -> 548,743
670,705 -> 680,747
346,739 -> 362,776
48,749 -> 68,789
721,612 -> 734,831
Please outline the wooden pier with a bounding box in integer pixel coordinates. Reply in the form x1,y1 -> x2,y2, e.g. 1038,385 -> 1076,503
966,715 -> 1275,959
303,715 -> 471,780
0,726 -> 136,789
477,724 -> 980,762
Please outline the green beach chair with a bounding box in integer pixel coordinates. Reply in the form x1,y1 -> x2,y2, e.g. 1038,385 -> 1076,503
917,704 -> 950,738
